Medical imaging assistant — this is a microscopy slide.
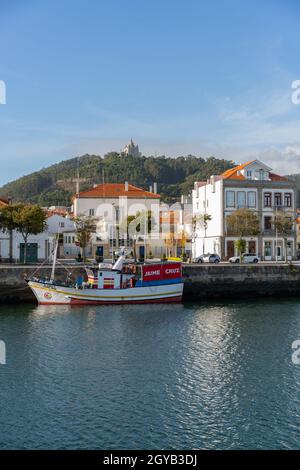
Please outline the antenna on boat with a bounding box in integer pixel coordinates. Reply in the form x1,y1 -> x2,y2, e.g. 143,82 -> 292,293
50,231 -> 60,282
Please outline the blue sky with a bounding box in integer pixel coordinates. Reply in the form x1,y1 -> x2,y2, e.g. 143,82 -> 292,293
0,0 -> 300,185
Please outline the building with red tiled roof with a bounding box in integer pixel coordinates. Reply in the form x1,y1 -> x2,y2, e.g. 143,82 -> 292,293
221,160 -> 287,182
192,160 -> 297,261
73,181 -> 161,260
75,182 -> 160,200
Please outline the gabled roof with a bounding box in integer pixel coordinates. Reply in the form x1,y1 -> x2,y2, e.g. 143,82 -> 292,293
75,183 -> 160,199
221,160 -> 255,180
221,160 -> 287,181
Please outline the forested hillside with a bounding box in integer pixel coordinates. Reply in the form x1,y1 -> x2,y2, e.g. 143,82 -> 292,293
0,153 -> 235,205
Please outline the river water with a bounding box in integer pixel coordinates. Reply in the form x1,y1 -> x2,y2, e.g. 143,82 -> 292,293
0,299 -> 300,449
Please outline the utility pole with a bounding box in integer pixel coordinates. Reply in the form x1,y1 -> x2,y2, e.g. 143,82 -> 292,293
275,206 -> 278,262
76,157 -> 80,198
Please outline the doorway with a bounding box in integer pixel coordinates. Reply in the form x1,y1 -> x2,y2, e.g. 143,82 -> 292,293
226,241 -> 234,259
19,243 -> 38,263
248,241 -> 256,254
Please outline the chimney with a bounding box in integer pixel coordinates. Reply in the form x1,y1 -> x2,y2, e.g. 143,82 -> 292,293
125,181 -> 129,191
153,182 -> 157,194
149,185 -> 153,193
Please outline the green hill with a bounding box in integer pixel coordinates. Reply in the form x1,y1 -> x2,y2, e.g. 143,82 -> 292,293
0,153 -> 236,205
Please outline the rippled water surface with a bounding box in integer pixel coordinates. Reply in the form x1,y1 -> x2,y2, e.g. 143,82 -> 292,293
1,299 -> 300,449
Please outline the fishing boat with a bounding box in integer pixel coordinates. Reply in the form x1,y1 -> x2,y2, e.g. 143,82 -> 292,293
26,246 -> 184,305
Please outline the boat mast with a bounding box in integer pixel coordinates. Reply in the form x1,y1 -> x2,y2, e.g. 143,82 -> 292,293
50,233 -> 59,282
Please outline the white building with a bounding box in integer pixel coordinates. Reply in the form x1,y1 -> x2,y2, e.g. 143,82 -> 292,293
73,182 -> 160,259
192,160 -> 296,261
0,213 -> 76,263
122,139 -> 141,157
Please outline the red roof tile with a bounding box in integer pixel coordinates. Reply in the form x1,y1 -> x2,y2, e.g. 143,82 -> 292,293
75,183 -> 160,199
221,161 -> 287,181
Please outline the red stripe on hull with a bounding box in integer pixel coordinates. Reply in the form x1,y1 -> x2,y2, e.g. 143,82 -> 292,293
69,295 -> 182,306
38,302 -> 71,305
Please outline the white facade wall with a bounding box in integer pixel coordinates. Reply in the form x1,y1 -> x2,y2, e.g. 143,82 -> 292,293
0,230 -> 51,261
74,197 -> 160,220
192,165 -> 296,260
0,215 -> 77,262
192,179 -> 223,257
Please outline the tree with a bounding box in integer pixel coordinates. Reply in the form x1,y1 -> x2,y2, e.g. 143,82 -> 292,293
73,215 -> 96,261
273,211 -> 294,263
175,229 -> 189,259
0,204 -> 46,263
226,208 -> 260,258
197,213 -> 212,254
234,238 -> 247,258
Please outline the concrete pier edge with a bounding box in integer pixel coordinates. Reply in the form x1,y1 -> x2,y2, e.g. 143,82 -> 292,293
1,264 -> 300,303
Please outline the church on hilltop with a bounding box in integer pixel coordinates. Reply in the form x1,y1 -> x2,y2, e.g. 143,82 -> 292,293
122,139 -> 141,157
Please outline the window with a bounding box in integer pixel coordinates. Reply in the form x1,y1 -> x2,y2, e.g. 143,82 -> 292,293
259,169 -> 268,180
264,192 -> 272,207
237,191 -> 246,208
274,193 -> 282,207
284,193 -> 292,207
264,216 -> 272,230
246,170 -> 252,179
59,222 -> 65,228
226,191 -> 235,207
247,191 -> 256,208
89,209 -> 95,216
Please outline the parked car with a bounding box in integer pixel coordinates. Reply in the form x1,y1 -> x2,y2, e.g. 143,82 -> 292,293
194,253 -> 221,263
193,256 -> 204,263
229,253 -> 260,264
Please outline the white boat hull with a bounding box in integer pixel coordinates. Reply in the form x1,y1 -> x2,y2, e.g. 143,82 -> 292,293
28,281 -> 184,305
